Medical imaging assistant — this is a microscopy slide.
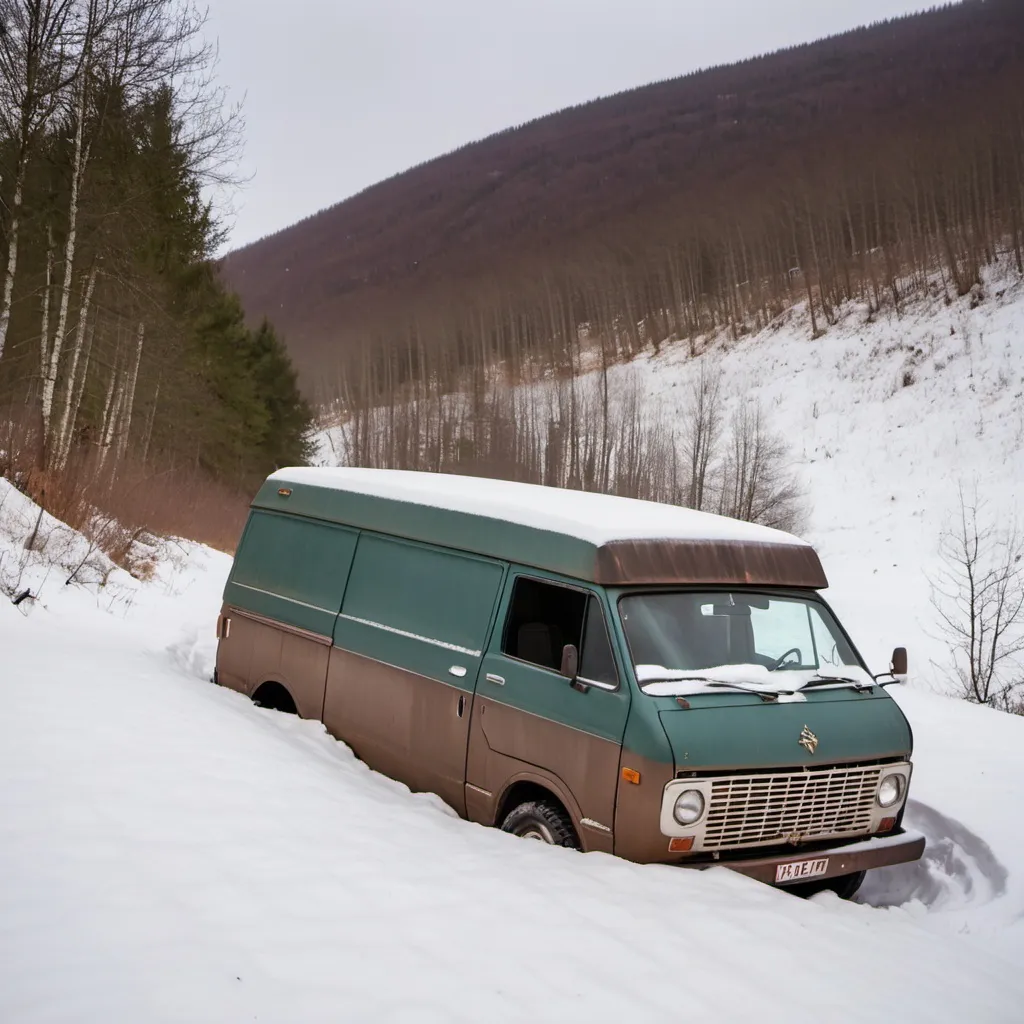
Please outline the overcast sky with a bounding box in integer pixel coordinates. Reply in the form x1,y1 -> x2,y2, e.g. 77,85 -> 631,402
204,0 -> 930,252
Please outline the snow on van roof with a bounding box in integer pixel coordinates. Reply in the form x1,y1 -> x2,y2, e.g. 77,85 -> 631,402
270,467 -> 809,549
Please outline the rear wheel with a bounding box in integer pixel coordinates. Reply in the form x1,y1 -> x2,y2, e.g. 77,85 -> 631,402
251,681 -> 297,715
500,799 -> 580,849
785,870 -> 866,900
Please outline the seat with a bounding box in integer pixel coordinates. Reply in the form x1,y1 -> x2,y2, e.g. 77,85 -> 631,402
696,614 -> 732,668
517,622 -> 563,670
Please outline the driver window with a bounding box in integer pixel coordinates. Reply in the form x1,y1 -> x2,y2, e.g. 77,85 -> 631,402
502,576 -> 586,672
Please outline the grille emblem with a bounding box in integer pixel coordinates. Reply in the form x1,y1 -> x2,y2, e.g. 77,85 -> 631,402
798,725 -> 819,754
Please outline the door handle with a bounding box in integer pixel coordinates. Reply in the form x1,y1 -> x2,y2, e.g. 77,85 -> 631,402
449,665 -> 467,678
485,673 -> 505,686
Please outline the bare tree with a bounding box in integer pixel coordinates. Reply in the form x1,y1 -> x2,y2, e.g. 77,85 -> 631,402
717,401 -> 808,533
0,0 -> 83,360
930,487 -> 1024,712
681,358 -> 722,511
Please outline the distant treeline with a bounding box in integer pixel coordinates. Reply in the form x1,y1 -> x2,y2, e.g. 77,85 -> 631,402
222,0 -> 1024,416
0,0 -> 312,510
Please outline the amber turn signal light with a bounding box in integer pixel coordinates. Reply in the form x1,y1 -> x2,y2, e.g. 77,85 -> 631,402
879,816 -> 896,832
621,767 -> 641,785
668,837 -> 695,853
277,487 -> 292,497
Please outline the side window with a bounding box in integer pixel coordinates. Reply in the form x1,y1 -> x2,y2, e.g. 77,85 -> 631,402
579,596 -> 618,687
342,534 -> 502,654
810,610 -> 841,668
502,576 -> 586,672
808,605 -> 859,669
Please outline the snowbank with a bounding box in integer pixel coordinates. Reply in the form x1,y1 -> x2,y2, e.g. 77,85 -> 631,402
1,482 -> 1023,1021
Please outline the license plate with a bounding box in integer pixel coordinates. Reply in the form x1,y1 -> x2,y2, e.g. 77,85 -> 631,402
775,857 -> 829,884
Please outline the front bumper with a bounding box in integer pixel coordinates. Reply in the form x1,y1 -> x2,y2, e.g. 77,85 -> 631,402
717,829 -> 926,886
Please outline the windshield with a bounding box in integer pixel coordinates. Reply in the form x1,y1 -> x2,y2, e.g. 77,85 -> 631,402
618,591 -> 868,695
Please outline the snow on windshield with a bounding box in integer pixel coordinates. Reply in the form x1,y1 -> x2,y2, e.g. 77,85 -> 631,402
638,663 -> 873,697
622,591 -> 871,694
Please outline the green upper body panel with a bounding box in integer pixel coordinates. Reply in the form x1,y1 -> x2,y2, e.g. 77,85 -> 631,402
224,510 -> 357,636
255,468 -> 827,588
256,474 -> 600,581
652,689 -> 912,771
333,533 -> 506,691
479,564 -> 632,745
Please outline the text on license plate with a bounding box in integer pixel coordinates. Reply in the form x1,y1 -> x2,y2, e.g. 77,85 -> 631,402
775,857 -> 829,884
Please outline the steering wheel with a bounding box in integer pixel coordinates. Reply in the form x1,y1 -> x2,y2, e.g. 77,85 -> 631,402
770,647 -> 802,671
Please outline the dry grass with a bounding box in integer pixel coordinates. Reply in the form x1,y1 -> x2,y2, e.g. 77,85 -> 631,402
2,405 -> 249,574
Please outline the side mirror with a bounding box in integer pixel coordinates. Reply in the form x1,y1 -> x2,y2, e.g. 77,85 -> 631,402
560,643 -> 579,679
890,647 -> 908,680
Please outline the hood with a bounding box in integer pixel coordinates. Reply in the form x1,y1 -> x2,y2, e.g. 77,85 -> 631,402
659,690 -> 912,772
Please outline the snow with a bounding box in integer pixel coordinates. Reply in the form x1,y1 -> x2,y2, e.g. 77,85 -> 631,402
3,262 -> 1024,1020
2,527 -> 1024,1022
637,662 -> 875,697
271,465 -> 811,549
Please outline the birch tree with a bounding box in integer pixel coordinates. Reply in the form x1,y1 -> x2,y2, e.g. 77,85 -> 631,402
52,260 -> 95,467
0,0 -> 82,360
40,0 -> 229,466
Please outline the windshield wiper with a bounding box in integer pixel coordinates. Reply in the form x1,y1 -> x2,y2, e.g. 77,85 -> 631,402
643,676 -> 795,702
800,674 -> 873,691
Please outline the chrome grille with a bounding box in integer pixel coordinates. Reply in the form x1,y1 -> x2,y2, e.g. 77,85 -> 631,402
701,765 -> 882,851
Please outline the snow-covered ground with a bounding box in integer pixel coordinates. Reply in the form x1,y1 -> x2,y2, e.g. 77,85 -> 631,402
3,266 -> 1024,1021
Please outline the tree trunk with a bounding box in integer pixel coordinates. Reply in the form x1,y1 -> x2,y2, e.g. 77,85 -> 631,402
0,157 -> 27,361
41,75 -> 88,456
53,265 -> 98,470
116,320 -> 145,462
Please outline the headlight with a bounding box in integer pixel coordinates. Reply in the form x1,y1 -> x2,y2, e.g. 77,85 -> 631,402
673,789 -> 706,825
877,773 -> 906,808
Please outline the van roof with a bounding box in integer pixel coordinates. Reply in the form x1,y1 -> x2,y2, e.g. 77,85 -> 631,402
255,467 -> 828,588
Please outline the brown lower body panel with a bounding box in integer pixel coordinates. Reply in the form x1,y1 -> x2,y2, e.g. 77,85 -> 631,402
323,647 -> 471,817
612,750 -> 677,863
718,830 -> 926,886
466,696 -> 619,854
215,604 -> 330,721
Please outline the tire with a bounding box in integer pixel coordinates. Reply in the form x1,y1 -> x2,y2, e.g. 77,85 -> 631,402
500,799 -> 581,850
785,870 -> 866,901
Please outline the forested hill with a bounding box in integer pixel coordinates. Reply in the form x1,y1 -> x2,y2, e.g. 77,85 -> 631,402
221,0 -> 1024,393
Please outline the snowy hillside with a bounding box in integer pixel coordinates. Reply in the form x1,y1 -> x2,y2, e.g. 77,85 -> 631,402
594,265 -> 1024,694
2,476 -> 1024,1022
317,261 -> 1024,691
3,266 -> 1024,1022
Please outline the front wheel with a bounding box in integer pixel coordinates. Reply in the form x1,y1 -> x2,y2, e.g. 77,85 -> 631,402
500,799 -> 580,849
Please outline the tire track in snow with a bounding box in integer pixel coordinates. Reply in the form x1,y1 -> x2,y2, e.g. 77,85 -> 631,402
858,799 -> 1008,911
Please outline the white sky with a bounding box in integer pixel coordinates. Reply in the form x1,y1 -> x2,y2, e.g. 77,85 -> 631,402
205,0 -> 931,252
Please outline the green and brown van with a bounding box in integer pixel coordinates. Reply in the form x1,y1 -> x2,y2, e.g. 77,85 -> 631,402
214,467 -> 924,895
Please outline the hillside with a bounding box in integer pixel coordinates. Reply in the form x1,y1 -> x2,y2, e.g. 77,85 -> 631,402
3,267 -> 1024,1015
316,256 -> 1024,697
220,0 -> 1024,392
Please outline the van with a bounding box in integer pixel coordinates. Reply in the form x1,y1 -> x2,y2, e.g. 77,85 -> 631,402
215,467 -> 924,895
